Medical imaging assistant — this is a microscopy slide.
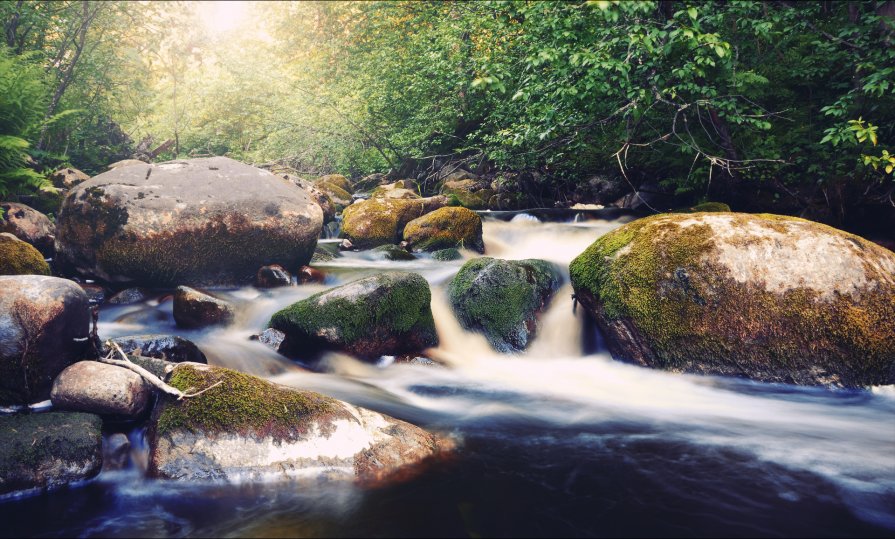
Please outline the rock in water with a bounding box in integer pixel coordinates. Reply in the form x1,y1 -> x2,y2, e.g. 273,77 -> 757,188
109,335 -> 208,364
149,363 -> 440,484
0,202 -> 56,256
403,206 -> 485,253
0,233 -> 50,276
448,258 -> 562,352
173,286 -> 235,329
54,157 -> 323,286
0,412 -> 103,495
51,361 -> 152,417
340,196 -> 448,249
269,272 -> 437,360
569,212 -> 895,387
256,264 -> 292,288
0,276 -> 91,405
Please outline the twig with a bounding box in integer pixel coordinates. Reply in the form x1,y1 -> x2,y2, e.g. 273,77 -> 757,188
99,341 -> 222,400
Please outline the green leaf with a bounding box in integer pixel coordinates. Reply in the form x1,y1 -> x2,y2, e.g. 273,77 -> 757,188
687,7 -> 698,20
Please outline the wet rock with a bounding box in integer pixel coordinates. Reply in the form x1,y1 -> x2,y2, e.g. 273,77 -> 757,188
51,361 -> 152,418
256,264 -> 292,288
107,287 -> 151,305
311,244 -> 340,263
149,363 -> 440,484
0,202 -> 56,256
49,167 -> 90,190
431,248 -> 462,261
403,207 -> 485,253
0,233 -> 50,276
109,335 -> 208,364
340,196 -> 448,249
79,283 -> 108,305
569,212 -> 895,387
371,244 -> 416,261
257,328 -> 286,352
270,272 -> 437,360
173,286 -> 235,329
55,157 -> 323,287
449,258 -> 561,353
104,433 -> 131,471
0,412 -> 103,495
296,265 -> 326,284
0,275 -> 91,405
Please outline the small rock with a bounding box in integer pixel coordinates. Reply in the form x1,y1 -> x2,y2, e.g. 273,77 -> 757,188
431,248 -> 462,261
297,266 -> 326,284
173,286 -> 235,329
107,287 -> 151,305
257,328 -> 286,351
256,264 -> 292,288
49,167 -> 90,190
371,244 -> 416,261
51,361 -> 152,417
0,202 -> 56,256
109,335 -> 208,364
79,283 -> 108,305
339,238 -> 354,251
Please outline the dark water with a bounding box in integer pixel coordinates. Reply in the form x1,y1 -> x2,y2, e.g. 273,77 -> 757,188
2,216 -> 894,537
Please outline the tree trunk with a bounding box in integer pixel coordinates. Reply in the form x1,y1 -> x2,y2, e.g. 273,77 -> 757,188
4,0 -> 24,49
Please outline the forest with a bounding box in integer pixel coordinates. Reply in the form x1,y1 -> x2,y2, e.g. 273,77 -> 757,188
2,1 -> 894,236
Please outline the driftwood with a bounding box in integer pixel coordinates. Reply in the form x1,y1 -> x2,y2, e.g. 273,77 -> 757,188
98,340 -> 221,400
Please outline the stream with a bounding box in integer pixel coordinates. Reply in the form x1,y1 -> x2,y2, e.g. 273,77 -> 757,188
1,214 -> 894,537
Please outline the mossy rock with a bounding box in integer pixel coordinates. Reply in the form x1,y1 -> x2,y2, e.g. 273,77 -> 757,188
0,202 -> 56,256
448,257 -> 562,353
371,244 -> 416,261
569,212 -> 895,387
432,248 -> 462,261
403,207 -> 485,253
316,181 -> 353,206
269,272 -> 438,360
371,180 -> 420,200
0,412 -> 102,495
340,196 -> 447,249
0,233 -> 50,276
440,179 -> 495,210
674,202 -> 731,213
315,174 -> 354,195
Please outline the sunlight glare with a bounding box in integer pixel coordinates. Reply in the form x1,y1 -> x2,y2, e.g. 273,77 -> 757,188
198,1 -> 249,34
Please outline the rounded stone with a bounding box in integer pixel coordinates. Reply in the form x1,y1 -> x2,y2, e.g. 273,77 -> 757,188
51,361 -> 152,417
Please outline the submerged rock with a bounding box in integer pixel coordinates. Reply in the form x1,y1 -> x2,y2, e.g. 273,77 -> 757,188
403,206 -> 485,253
256,264 -> 292,288
269,272 -> 437,360
371,244 -> 416,261
54,156 -> 323,286
109,335 -> 208,364
449,258 -> 562,353
0,412 -> 103,495
569,212 -> 895,387
173,286 -> 235,329
0,233 -> 50,276
0,202 -> 56,256
0,275 -> 91,405
51,361 -> 152,418
149,363 -> 440,484
340,196 -> 448,249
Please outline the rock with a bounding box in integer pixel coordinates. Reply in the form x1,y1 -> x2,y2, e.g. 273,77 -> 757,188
49,167 -> 90,190
296,265 -> 326,284
0,233 -> 50,276
149,363 -> 440,483
612,179 -> 676,211
79,283 -> 107,305
51,361 -> 152,417
449,258 -> 562,353
55,157 -> 323,286
371,244 -> 416,261
270,272 -> 438,360
311,244 -> 340,263
0,412 -> 103,495
431,248 -> 462,261
675,202 -> 731,213
440,179 -> 495,210
109,335 -> 208,364
104,433 -> 131,471
340,196 -> 448,249
403,207 -> 485,253
315,174 -> 354,195
107,159 -> 147,170
572,175 -> 630,206
371,180 -> 419,199
107,287 -> 151,305
128,355 -> 178,379
314,181 -> 353,208
256,264 -> 292,288
439,169 -> 478,183
0,202 -> 56,256
0,276 -> 90,405
569,212 -> 895,387
257,328 -> 286,352
353,172 -> 389,192
173,286 -> 235,329
287,175 -> 336,224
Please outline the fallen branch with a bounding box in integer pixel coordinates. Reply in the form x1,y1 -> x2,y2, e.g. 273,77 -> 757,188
99,341 -> 222,400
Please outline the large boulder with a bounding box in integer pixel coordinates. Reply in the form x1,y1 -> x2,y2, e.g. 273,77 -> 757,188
403,207 -> 485,253
340,196 -> 447,249
107,159 -> 147,170
54,157 -> 323,286
51,361 -> 152,417
0,276 -> 90,405
173,286 -> 235,329
0,202 -> 56,256
0,412 -> 103,495
0,233 -> 50,276
449,258 -> 561,353
49,167 -> 90,190
269,272 -> 438,360
108,335 -> 208,364
569,212 -> 895,387
149,363 -> 441,483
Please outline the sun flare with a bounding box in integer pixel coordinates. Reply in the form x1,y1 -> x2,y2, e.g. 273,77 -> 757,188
197,1 -> 249,34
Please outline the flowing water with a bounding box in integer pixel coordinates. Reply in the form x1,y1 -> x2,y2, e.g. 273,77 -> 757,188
2,214 -> 894,538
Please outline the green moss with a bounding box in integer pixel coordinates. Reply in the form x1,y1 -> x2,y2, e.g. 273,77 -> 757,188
372,244 -> 416,260
432,248 -> 462,261
440,185 -> 494,210
403,207 -> 484,253
0,234 -> 50,275
0,412 -> 102,480
317,181 -> 352,203
155,364 -> 347,441
315,174 -> 353,194
341,197 -> 444,249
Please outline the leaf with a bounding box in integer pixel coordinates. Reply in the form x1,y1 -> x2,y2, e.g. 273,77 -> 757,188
714,45 -> 726,58
687,7 -> 698,20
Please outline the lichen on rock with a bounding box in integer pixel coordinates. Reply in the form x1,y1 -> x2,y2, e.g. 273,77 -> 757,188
403,206 -> 485,253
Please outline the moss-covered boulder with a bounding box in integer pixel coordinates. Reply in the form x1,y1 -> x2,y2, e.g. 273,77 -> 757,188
340,196 -> 448,249
569,212 -> 895,387
449,258 -> 562,353
149,363 -> 440,483
403,206 -> 485,253
54,157 -> 323,287
0,412 -> 102,495
315,174 -> 354,195
371,244 -> 416,261
432,248 -> 462,261
0,202 -> 56,256
0,275 -> 90,405
371,180 -> 419,200
440,179 -> 496,210
270,272 -> 438,360
0,233 -> 50,276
